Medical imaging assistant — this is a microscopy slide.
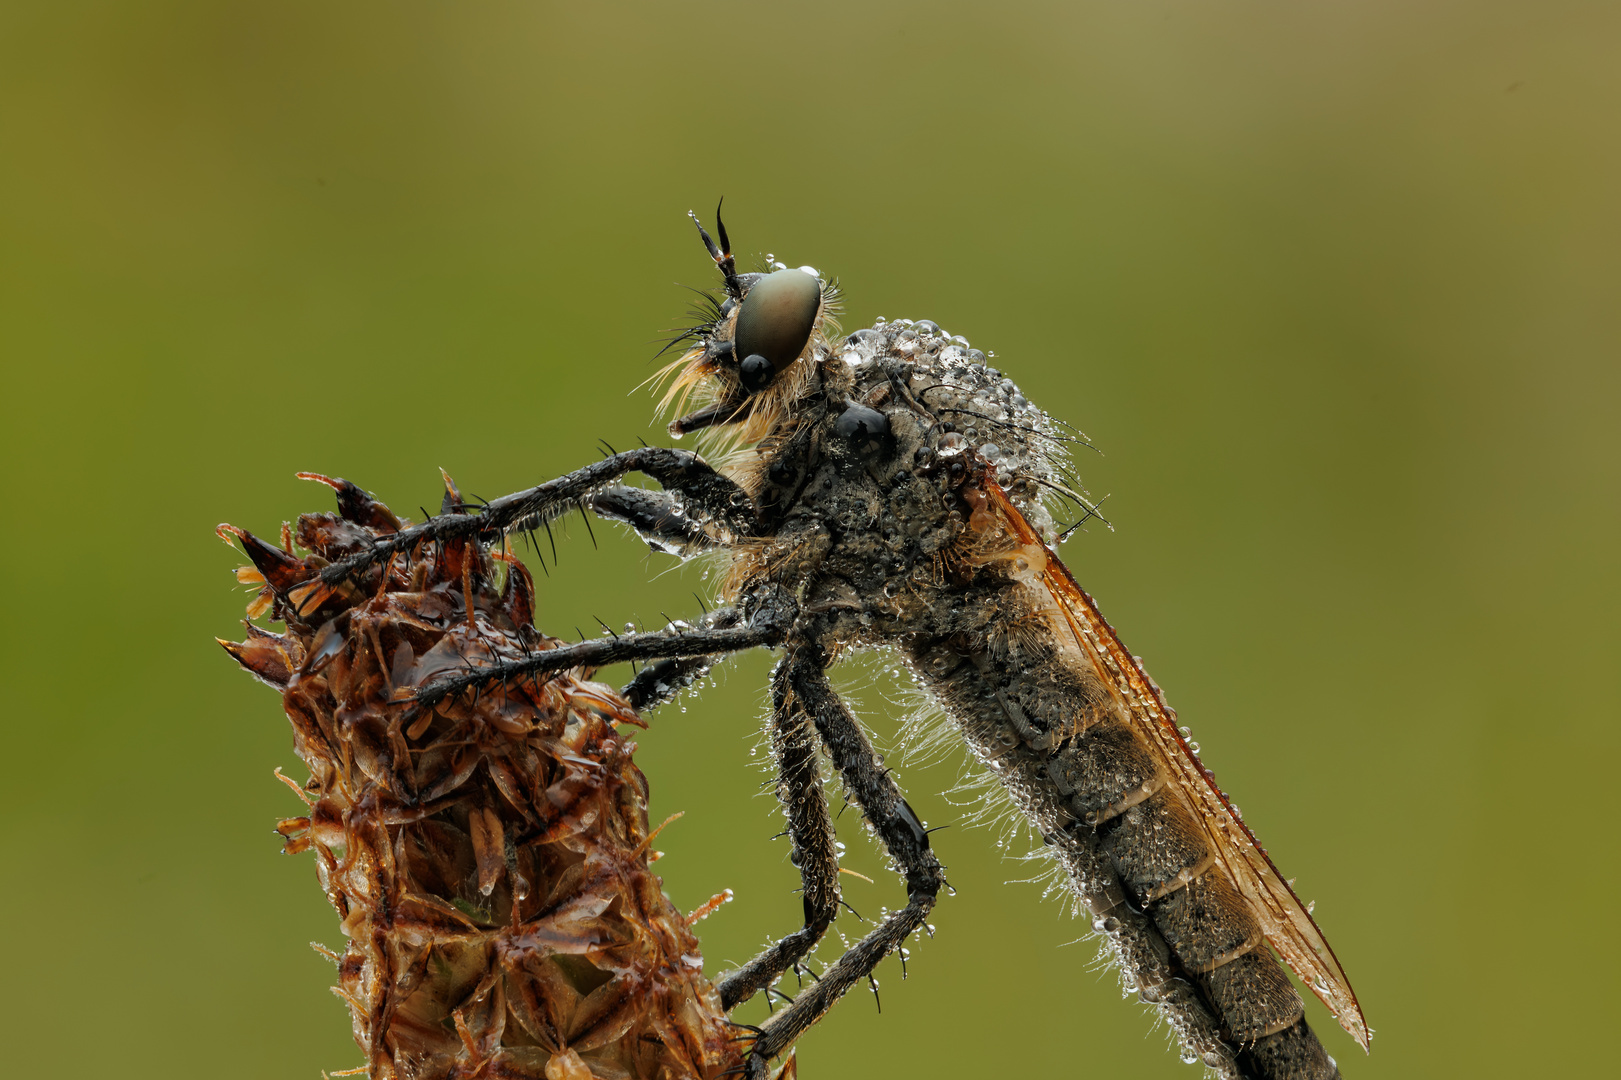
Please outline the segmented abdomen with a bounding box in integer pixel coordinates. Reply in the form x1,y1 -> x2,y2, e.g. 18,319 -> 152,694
902,581 -> 1340,1080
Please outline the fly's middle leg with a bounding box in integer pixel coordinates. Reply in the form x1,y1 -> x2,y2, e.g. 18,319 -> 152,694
715,655 -> 841,1011
619,607 -> 742,711
410,587 -> 795,708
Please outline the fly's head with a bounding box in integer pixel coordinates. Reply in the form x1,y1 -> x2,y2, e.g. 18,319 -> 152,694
659,204 -> 841,451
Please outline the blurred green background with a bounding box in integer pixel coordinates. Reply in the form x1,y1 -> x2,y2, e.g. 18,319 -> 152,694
2,2 -> 1615,1077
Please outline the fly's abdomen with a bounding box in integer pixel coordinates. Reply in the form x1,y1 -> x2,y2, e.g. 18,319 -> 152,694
905,627 -> 1340,1080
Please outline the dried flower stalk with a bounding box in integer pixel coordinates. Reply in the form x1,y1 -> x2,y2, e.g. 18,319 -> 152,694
219,473 -> 783,1080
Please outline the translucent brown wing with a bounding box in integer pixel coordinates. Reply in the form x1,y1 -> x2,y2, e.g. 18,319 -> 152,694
983,480 -> 1371,1051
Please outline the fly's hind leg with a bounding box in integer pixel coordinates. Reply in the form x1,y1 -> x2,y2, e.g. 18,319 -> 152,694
737,640 -> 944,1077
715,655 -> 841,1011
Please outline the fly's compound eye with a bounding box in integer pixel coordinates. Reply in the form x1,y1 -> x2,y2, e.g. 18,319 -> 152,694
834,404 -> 892,458
739,353 -> 775,393
732,268 -> 821,393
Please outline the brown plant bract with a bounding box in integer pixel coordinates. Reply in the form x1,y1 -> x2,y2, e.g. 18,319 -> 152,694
219,474 -> 779,1080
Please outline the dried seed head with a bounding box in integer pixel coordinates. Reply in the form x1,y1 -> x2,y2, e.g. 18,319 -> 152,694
221,476 -> 788,1080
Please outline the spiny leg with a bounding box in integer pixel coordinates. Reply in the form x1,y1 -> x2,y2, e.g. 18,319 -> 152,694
412,586 -> 796,708
715,656 -> 842,1012
595,495 -> 834,713
586,485 -> 728,559
301,448 -> 757,605
620,607 -> 741,711
740,641 -> 945,1076
584,485 -> 754,710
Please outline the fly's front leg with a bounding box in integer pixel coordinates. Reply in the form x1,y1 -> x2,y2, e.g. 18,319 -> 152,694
586,485 -> 727,558
715,656 -> 841,1012
740,642 -> 944,1076
300,448 -> 757,607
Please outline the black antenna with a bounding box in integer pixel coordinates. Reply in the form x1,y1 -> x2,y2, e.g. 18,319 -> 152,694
714,198 -> 732,261
690,198 -> 741,298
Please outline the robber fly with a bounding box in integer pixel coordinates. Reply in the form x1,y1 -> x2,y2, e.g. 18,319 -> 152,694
297,206 -> 1368,1079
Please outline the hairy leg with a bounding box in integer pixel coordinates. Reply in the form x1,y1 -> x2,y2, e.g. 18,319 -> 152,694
411,587 -> 795,708
618,607 -> 741,711
300,448 -> 757,608
740,642 -> 945,1076
716,656 -> 843,1011
586,485 -> 728,558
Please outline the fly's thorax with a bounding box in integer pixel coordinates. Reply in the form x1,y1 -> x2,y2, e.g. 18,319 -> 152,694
713,316 -> 1068,534
835,319 -> 1069,541
727,328 -> 1058,642
713,314 -> 1082,657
